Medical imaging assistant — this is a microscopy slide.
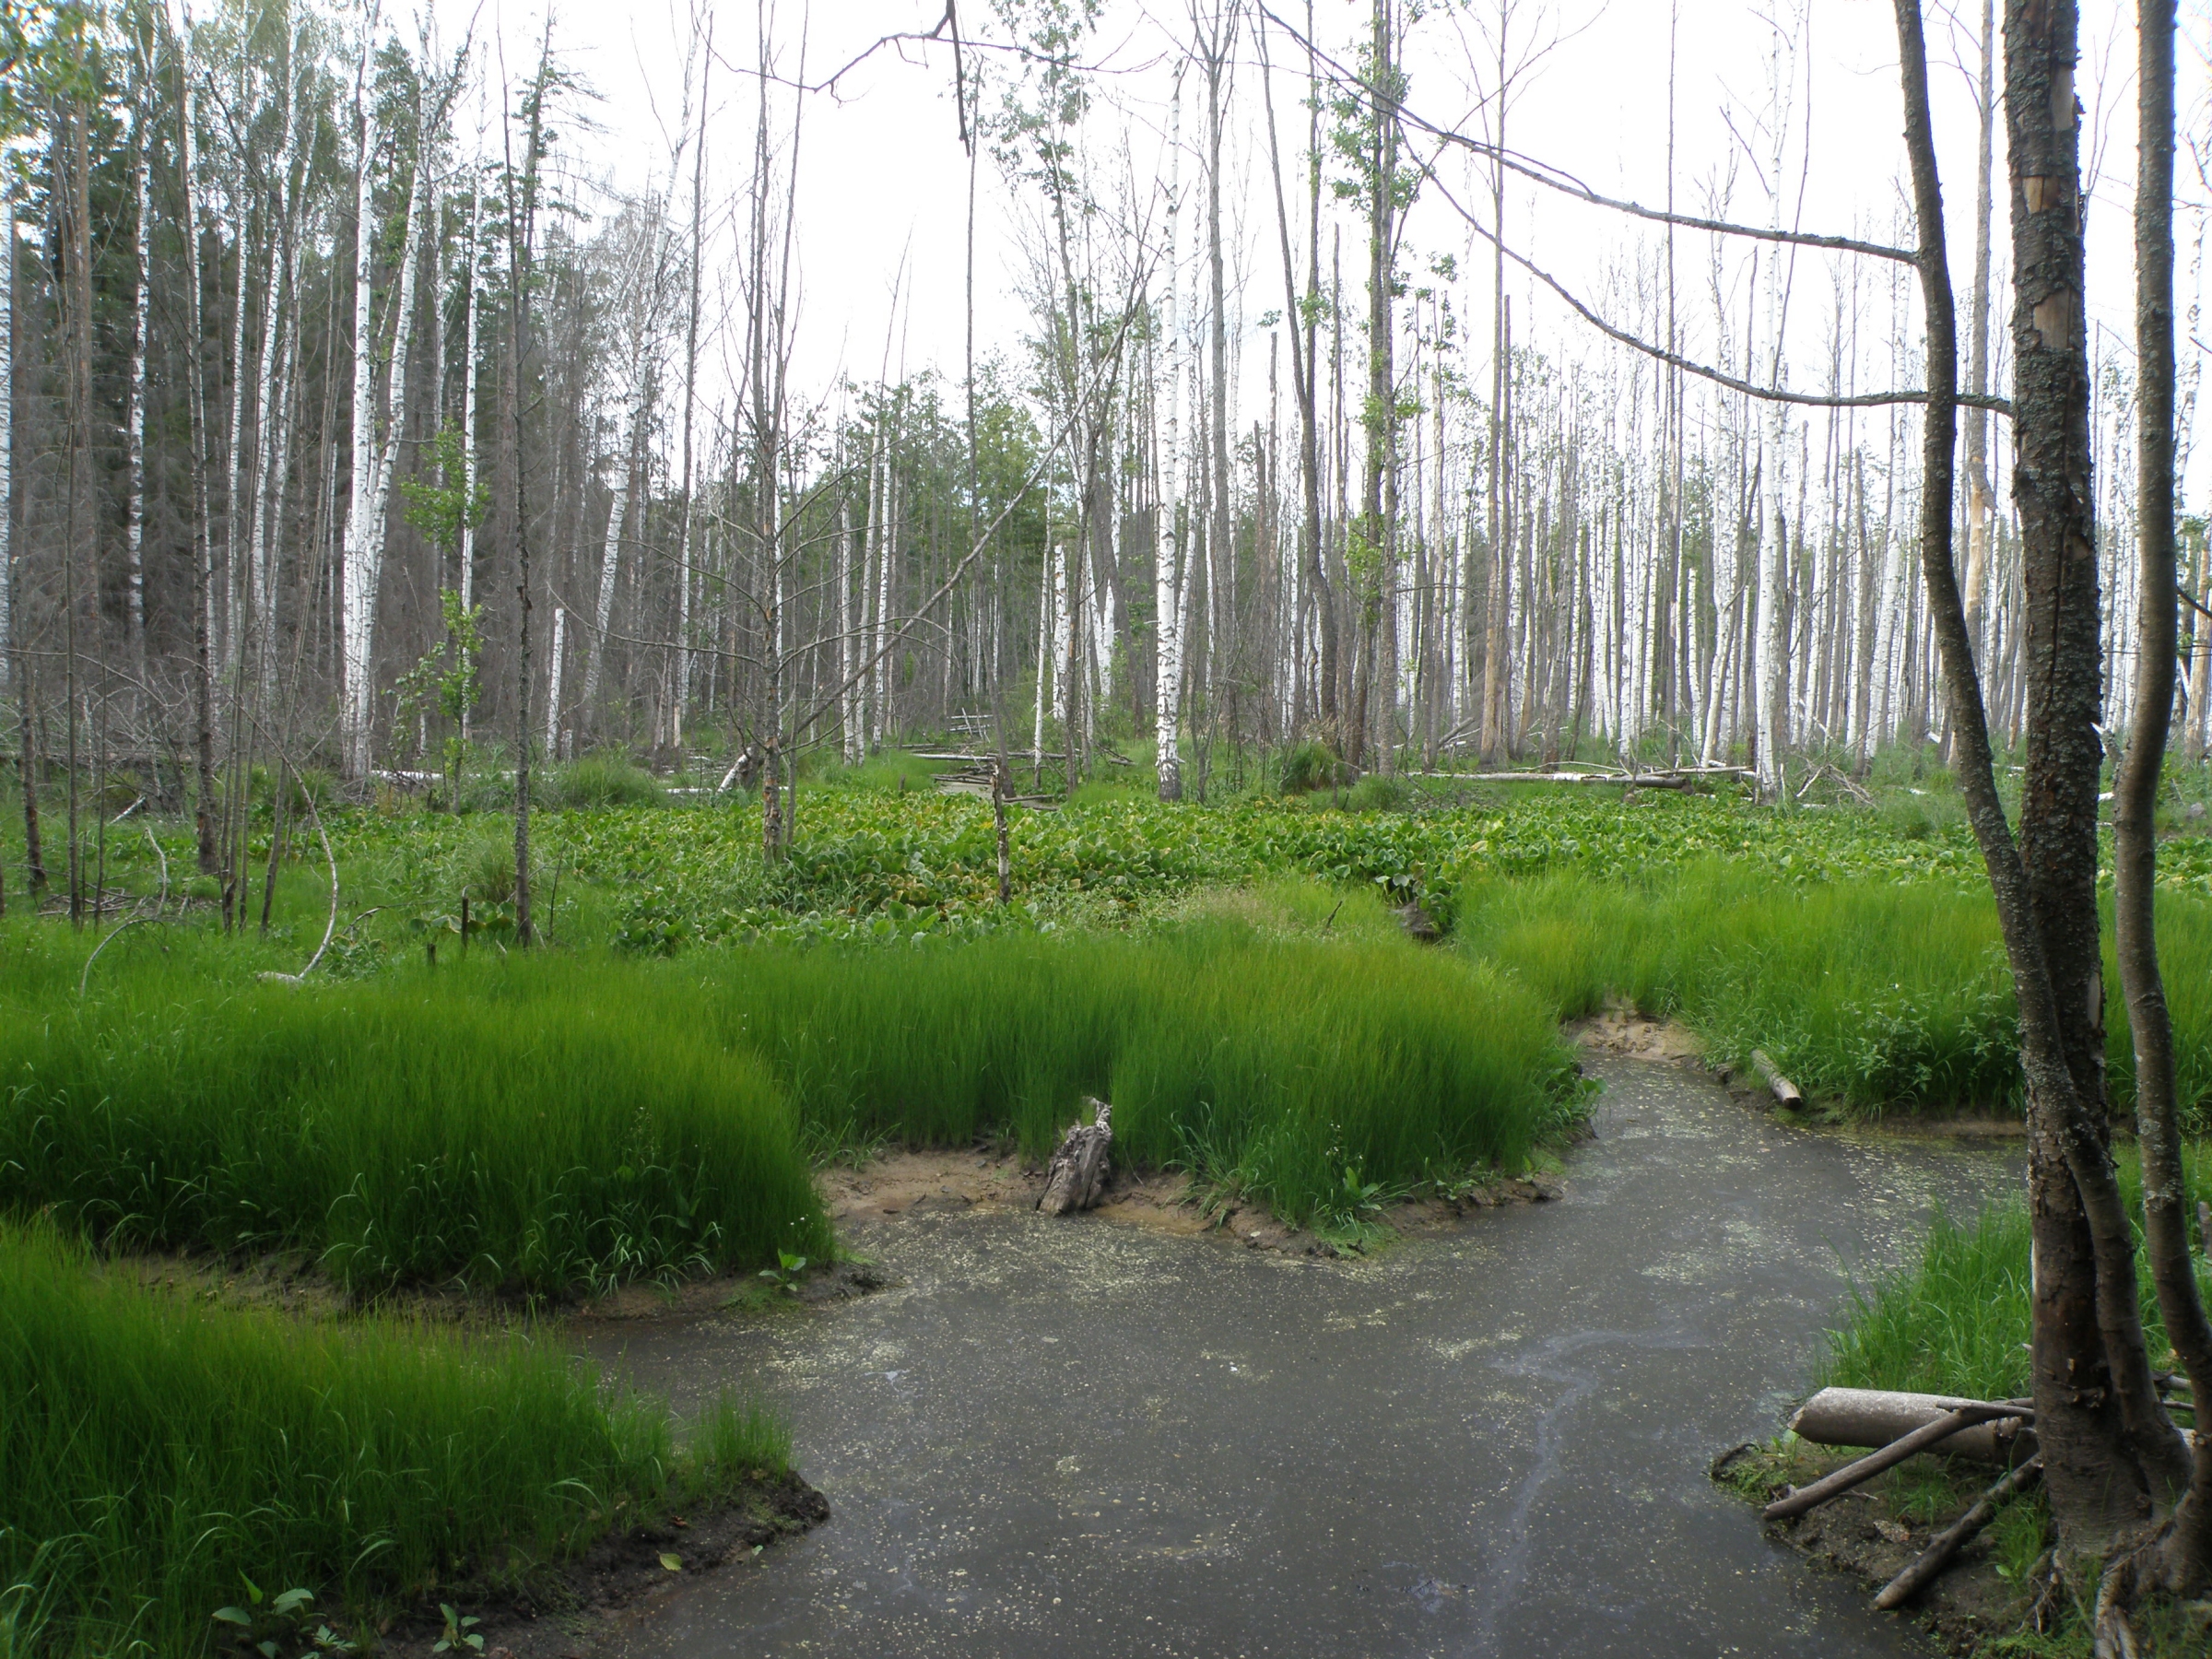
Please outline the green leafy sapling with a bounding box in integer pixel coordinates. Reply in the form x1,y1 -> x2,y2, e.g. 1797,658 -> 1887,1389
398,427 -> 490,811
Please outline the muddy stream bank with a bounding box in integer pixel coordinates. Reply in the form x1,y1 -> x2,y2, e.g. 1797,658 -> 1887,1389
577,1054 -> 2020,1657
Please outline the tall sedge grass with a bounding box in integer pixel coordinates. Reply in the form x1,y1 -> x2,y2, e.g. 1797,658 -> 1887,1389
1820,1147 -> 2212,1403
1,915 -> 1578,1254
1456,862 -> 2212,1124
0,1221 -> 785,1658
688,922 -> 1583,1224
0,943 -> 831,1293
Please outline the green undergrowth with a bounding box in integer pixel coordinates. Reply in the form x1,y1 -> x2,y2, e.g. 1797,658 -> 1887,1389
1455,863 -> 2212,1126
0,932 -> 832,1294
0,1220 -> 785,1659
1795,1153 -> 2212,1655
1821,1146 -> 2212,1404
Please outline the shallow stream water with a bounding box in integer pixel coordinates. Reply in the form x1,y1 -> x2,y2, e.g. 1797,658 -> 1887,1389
580,1057 -> 2021,1658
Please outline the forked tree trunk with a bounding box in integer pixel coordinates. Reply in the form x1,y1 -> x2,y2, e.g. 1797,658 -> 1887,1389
1889,0 -> 2194,1597
2113,0 -> 2212,1591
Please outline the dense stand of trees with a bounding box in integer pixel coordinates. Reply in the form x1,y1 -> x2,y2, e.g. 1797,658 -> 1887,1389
7,0 -> 2198,878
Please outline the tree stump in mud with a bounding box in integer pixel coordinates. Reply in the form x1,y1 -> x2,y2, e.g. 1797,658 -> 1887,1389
1038,1099 -> 1112,1215
1395,900 -> 1440,943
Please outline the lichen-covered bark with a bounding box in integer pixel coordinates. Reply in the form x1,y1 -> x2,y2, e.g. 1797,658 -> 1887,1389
2005,0 -> 2188,1546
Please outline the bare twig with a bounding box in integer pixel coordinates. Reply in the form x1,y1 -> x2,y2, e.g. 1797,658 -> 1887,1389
1872,1456 -> 2043,1609
1765,1403 -> 2034,1520
78,916 -> 158,999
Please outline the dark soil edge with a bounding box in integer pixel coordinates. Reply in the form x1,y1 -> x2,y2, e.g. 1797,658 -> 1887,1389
370,1471 -> 830,1658
1711,1443 -> 2034,1656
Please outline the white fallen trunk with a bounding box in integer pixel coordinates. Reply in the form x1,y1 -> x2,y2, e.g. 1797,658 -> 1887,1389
1749,1049 -> 1805,1108
1038,1099 -> 1113,1216
1790,1387 -> 2037,1467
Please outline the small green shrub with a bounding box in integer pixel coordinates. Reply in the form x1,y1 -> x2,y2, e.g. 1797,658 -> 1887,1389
1277,738 -> 1349,795
1346,774 -> 1409,812
547,754 -> 664,810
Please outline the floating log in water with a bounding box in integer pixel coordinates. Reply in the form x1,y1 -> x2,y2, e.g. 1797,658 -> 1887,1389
1749,1050 -> 1805,1109
1788,1387 -> 2038,1471
1038,1100 -> 1113,1216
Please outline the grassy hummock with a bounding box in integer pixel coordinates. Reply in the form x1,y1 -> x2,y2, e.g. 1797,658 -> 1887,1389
0,936 -> 834,1295
1456,861 -> 2212,1126
1822,1146 -> 2212,1404
0,1221 -> 788,1658
687,920 -> 1585,1227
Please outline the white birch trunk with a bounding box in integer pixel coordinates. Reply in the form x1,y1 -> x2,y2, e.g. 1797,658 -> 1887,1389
222,51 -> 255,675
457,155 -> 481,617
1753,27 -> 1793,794
1155,66 -> 1188,800
582,379 -> 644,715
872,458 -> 896,748
546,606 -> 567,756
125,130 -> 147,658
1051,540 -> 1072,725
340,137 -> 424,777
339,38 -> 382,776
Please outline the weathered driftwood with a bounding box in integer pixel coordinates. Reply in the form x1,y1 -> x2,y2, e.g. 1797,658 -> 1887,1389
1748,1049 -> 1805,1109
1765,1397 -> 2034,1521
1789,1387 -> 2038,1468
1038,1100 -> 1113,1216
1872,1455 -> 2043,1610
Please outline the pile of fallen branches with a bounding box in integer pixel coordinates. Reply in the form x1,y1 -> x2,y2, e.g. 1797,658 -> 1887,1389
1770,1386 -> 2043,1610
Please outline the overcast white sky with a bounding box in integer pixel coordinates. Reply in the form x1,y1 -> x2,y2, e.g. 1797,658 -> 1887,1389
452,0 -> 2200,480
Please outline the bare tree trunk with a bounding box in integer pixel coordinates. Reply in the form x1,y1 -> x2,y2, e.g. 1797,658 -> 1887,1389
178,41 -> 218,872
1156,68 -> 1188,801
1893,0 -> 2190,1591
2114,0 -> 2212,1591
1960,0 -> 1997,678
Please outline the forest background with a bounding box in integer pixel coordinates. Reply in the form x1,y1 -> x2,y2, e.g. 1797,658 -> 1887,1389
8,0 -> 2212,878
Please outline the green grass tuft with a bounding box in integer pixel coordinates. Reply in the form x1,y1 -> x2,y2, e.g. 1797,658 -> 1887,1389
0,1220 -> 785,1657
688,922 -> 1584,1226
0,947 -> 832,1294
1820,1147 -> 2212,1402
545,754 -> 665,810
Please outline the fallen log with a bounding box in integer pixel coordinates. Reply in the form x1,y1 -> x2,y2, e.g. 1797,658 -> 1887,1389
1790,1387 -> 2038,1468
1765,1398 -> 2034,1521
1038,1100 -> 1113,1216
1749,1050 -> 1806,1109
1872,1455 -> 2043,1610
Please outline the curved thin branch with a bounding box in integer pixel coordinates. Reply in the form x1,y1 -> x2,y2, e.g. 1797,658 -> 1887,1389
258,795 -> 337,985
78,917 -> 159,1000
1253,4 -> 1918,265
1417,159 -> 2014,415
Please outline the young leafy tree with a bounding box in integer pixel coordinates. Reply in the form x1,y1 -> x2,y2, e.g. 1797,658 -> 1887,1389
399,426 -> 490,812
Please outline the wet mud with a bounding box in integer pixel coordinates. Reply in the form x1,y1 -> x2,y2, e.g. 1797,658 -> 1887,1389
577,1055 -> 2021,1658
